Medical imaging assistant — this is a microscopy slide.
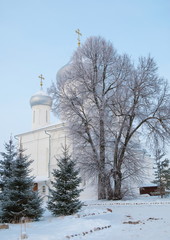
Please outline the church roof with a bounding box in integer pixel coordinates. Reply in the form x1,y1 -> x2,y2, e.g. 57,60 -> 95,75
15,122 -> 65,137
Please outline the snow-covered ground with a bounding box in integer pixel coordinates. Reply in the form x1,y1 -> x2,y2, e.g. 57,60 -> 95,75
0,195 -> 170,240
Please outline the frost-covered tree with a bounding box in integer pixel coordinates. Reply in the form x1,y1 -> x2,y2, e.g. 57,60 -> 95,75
152,150 -> 170,197
0,146 -> 44,223
49,36 -> 170,200
47,146 -> 82,216
0,137 -> 17,192
49,36 -> 120,200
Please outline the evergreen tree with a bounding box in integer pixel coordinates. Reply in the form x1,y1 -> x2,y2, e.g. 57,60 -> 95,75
47,146 -> 83,216
152,150 -> 170,197
0,137 -> 17,192
0,145 -> 44,223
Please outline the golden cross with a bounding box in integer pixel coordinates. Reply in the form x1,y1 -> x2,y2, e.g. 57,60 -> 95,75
38,74 -> 45,89
75,29 -> 82,47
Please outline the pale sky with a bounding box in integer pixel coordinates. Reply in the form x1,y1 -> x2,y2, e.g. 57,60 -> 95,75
0,0 -> 170,153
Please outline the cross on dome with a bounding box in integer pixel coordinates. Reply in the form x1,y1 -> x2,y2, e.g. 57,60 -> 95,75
38,74 -> 45,89
75,29 -> 82,47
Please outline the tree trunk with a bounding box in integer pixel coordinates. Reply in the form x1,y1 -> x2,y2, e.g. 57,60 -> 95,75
113,170 -> 122,200
98,107 -> 107,200
98,173 -> 106,199
105,174 -> 114,200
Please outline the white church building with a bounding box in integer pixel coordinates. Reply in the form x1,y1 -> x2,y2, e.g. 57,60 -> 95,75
16,83 -> 68,201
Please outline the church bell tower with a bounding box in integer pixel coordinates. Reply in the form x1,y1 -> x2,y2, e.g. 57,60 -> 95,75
30,75 -> 52,130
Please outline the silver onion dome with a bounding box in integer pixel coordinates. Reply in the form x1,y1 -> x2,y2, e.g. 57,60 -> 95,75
56,61 -> 72,81
30,90 -> 52,107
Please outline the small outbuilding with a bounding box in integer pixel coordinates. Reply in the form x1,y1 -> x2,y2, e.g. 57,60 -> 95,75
139,184 -> 163,196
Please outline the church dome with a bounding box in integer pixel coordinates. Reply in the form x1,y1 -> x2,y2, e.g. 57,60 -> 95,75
57,61 -> 72,81
30,90 -> 52,107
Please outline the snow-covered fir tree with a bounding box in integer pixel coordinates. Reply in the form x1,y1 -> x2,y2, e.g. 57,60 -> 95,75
47,146 -> 83,216
0,145 -> 44,223
152,150 -> 170,197
0,137 -> 17,192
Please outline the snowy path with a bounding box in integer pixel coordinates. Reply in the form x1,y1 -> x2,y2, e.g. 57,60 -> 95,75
0,198 -> 170,240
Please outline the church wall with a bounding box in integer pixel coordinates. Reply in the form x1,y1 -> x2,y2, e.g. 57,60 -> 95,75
19,131 -> 49,177
17,123 -> 70,179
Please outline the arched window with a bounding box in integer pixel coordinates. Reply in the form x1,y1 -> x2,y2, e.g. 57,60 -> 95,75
33,110 -> 35,123
42,185 -> 46,193
46,110 -> 48,122
33,183 -> 38,191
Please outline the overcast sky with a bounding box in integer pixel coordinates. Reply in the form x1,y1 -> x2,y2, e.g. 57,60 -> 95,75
0,0 -> 170,153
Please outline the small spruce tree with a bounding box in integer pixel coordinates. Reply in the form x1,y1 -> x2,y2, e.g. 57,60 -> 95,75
0,137 -> 17,192
152,149 -> 170,198
0,145 -> 44,223
47,146 -> 83,216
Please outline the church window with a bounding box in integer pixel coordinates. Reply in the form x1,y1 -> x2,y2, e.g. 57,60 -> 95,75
42,185 -> 46,193
33,111 -> 35,123
46,110 -> 48,122
33,183 -> 38,191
